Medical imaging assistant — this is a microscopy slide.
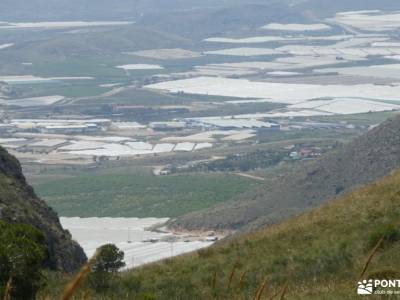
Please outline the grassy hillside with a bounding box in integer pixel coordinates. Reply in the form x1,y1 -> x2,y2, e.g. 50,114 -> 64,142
34,168 -> 261,218
47,169 -> 400,299
126,170 -> 400,299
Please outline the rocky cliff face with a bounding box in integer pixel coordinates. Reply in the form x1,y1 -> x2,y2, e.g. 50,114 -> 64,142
171,114 -> 400,232
0,147 -> 86,272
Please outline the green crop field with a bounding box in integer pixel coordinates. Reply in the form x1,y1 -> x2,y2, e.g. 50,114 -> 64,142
34,168 -> 261,218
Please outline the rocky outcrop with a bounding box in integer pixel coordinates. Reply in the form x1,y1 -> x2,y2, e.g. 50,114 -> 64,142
0,147 -> 86,272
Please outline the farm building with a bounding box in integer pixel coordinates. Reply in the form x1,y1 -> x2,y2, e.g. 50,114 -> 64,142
190,118 -> 280,130
149,121 -> 187,131
40,124 -> 100,134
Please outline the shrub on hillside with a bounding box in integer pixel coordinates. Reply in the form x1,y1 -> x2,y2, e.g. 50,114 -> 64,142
88,244 -> 125,292
0,221 -> 46,300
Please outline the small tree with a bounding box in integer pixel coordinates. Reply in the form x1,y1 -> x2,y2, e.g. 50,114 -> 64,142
88,244 -> 125,292
0,221 -> 46,300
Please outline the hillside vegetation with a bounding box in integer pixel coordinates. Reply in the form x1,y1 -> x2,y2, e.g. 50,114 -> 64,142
49,169 -> 400,299
172,115 -> 400,232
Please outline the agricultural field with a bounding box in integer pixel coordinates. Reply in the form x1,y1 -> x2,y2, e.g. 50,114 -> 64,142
146,76 -> 400,111
331,10 -> 400,31
33,166 -> 261,218
0,95 -> 64,107
116,64 -> 164,70
0,21 -> 135,30
205,47 -> 279,56
127,48 -> 203,60
261,22 -> 331,31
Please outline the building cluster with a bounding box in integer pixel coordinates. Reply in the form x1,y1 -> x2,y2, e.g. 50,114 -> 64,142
3,119 -> 111,134
186,118 -> 280,130
0,114 -> 356,164
289,144 -> 325,160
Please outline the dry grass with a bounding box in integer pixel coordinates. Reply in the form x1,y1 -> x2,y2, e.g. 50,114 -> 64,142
359,235 -> 385,280
60,265 -> 91,300
279,282 -> 288,300
253,278 -> 268,300
227,262 -> 239,289
237,270 -> 248,289
61,252 -> 98,300
211,270 -> 217,291
3,278 -> 11,300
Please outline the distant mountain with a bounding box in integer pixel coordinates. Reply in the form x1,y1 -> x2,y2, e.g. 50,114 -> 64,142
9,25 -> 192,61
171,114 -> 400,232
102,168 -> 400,299
0,1 -> 304,40
0,0 -> 243,22
2,0 -> 399,23
0,147 -> 86,272
3,0 -> 400,47
138,3 -> 305,39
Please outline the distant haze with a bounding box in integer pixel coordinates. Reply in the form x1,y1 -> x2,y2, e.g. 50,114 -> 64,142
2,0 -> 400,22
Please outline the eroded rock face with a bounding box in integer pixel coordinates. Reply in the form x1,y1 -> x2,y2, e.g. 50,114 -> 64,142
0,147 -> 87,272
